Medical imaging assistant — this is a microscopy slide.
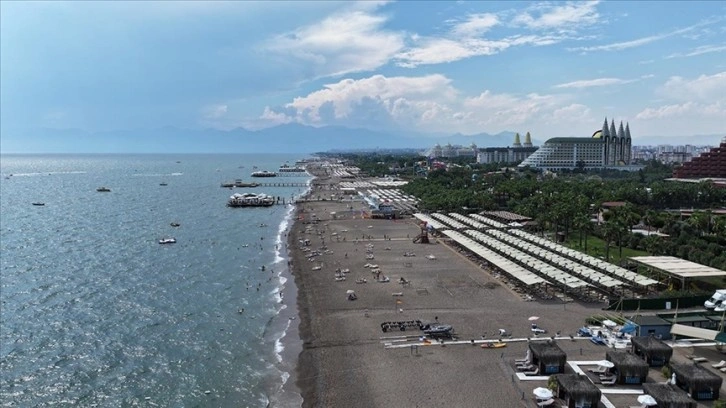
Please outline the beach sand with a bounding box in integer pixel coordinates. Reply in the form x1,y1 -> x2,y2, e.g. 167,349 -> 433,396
287,172 -> 722,408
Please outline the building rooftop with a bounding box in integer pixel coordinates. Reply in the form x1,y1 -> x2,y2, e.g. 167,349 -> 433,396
630,256 -> 726,279
545,137 -> 604,144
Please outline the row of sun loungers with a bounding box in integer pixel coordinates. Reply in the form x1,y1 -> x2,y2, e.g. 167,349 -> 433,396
510,229 -> 658,287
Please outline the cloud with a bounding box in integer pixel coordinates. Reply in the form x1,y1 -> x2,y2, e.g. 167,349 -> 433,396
553,77 -> 638,89
265,8 -> 405,77
636,102 -> 725,120
636,71 -> 726,120
569,19 -> 721,53
512,1 -> 600,31
660,71 -> 726,101
202,104 -> 228,119
666,44 -> 726,59
396,34 -> 566,67
450,13 -> 499,37
259,74 -> 594,134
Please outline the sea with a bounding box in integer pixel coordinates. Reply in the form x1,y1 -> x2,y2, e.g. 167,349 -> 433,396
0,154 -> 311,407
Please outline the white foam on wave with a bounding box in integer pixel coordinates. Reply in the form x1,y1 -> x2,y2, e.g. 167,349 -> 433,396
273,204 -> 296,265
274,318 -> 292,363
9,171 -> 87,177
131,172 -> 184,177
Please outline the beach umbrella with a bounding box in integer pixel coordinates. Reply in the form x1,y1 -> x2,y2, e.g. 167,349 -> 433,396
528,316 -> 540,321
637,394 -> 657,406
596,360 -> 615,368
532,387 -> 553,400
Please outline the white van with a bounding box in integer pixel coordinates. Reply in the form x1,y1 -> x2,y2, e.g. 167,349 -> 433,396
704,289 -> 726,309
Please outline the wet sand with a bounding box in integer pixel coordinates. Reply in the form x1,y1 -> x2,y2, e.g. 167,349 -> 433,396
288,174 -> 722,407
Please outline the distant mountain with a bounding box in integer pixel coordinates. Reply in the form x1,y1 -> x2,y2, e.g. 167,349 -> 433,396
0,124 -> 538,154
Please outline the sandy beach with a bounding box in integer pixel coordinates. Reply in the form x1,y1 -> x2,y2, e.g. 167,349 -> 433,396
287,170 -> 725,408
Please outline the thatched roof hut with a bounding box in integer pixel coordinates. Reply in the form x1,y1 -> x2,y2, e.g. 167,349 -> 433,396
529,340 -> 567,374
605,350 -> 648,385
670,363 -> 722,400
642,383 -> 696,408
631,336 -> 673,367
553,374 -> 601,408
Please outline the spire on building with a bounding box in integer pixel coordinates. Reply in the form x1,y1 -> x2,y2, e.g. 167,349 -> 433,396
524,131 -> 532,147
625,123 -> 631,139
609,120 -> 617,140
602,118 -> 610,137
617,121 -> 625,138
513,132 -> 522,147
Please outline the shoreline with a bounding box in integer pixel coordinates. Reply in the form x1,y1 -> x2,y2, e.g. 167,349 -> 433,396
265,177 -> 316,407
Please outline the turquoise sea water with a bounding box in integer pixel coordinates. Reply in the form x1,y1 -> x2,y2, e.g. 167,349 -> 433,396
0,154 -> 310,407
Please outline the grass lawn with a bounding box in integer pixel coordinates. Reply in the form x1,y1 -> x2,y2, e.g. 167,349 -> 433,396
564,235 -> 649,264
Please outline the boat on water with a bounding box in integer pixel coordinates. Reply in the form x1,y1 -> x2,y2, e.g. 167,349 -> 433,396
251,170 -> 277,178
160,182 -> 168,186
234,179 -> 259,188
159,238 -> 177,244
220,182 -> 235,188
32,202 -> 45,206
170,222 -> 181,227
227,192 -> 275,207
96,187 -> 111,192
278,164 -> 307,173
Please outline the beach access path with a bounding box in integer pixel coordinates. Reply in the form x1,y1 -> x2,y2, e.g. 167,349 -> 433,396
289,174 -> 620,408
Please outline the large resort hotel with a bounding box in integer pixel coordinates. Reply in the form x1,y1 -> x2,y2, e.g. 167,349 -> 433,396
519,118 -> 635,171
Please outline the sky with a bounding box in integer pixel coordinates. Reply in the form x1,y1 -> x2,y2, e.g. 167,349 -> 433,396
1,0 -> 725,144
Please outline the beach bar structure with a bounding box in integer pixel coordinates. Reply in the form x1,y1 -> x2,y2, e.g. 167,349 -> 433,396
605,350 -> 648,385
670,363 -> 722,400
642,383 -> 696,408
529,341 -> 567,374
630,336 -> 673,367
553,374 -> 601,408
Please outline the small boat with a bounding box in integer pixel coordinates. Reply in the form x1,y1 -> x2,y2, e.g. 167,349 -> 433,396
234,180 -> 259,188
96,187 -> 111,192
251,170 -> 277,178
422,324 -> 454,338
170,222 -> 181,227
220,182 -> 235,188
159,238 -> 177,244
32,202 -> 46,206
481,342 -> 507,349
160,182 -> 168,186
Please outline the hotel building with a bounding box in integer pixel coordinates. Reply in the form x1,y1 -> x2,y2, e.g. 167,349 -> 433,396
518,118 -> 634,171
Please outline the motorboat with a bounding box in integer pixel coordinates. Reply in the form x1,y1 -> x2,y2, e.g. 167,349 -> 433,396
32,202 -> 46,206
234,179 -> 259,188
159,182 -> 168,186
227,192 -> 275,207
422,323 -> 454,338
96,187 -> 111,192
170,222 -> 181,227
251,170 -> 277,178
159,238 -> 177,244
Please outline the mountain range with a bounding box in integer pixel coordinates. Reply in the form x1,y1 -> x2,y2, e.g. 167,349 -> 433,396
0,124 -> 523,154
0,124 -> 720,154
